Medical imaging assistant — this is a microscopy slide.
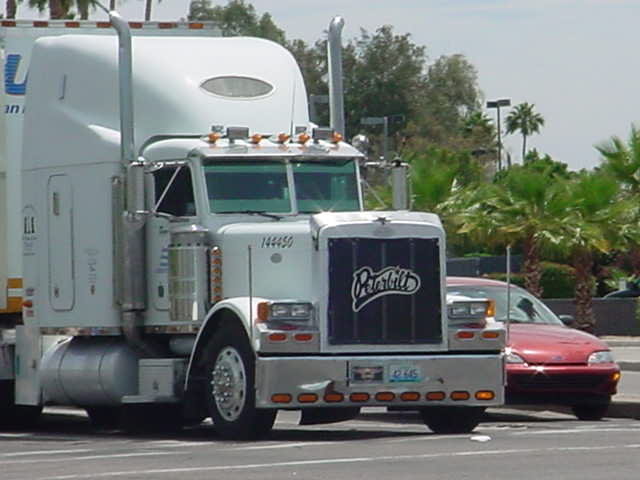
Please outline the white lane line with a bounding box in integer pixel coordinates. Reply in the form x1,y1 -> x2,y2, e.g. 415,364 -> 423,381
514,427 -> 640,435
1,449 -> 93,457
225,441 -> 338,451
27,443 -> 640,480
0,451 -> 173,466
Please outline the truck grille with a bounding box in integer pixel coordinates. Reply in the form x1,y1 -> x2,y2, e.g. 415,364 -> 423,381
327,237 -> 442,345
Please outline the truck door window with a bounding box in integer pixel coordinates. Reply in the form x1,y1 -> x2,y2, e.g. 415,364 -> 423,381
154,166 -> 196,216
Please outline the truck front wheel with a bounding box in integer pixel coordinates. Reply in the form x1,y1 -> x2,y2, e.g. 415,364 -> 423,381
204,323 -> 276,440
420,406 -> 485,434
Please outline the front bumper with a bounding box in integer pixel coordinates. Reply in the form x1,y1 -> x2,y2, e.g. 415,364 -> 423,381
505,363 -> 620,406
255,353 -> 504,409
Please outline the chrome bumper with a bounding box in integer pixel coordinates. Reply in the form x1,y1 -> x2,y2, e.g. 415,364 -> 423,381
255,353 -> 505,408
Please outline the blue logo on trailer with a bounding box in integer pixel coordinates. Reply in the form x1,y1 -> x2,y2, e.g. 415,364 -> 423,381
5,54 -> 27,95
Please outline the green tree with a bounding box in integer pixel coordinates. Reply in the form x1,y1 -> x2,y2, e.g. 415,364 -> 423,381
188,0 -> 285,45
343,25 -> 426,142
505,102 -> 545,162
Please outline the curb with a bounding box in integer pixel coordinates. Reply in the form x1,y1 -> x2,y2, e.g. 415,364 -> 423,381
619,361 -> 640,372
607,399 -> 640,420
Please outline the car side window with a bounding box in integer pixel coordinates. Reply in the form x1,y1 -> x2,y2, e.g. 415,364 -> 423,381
154,166 -> 196,217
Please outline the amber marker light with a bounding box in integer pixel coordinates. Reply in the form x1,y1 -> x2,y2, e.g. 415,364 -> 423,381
456,331 -> 475,340
426,391 -> 446,401
271,394 -> 292,404
294,333 -> 313,342
297,132 -> 311,143
276,133 -> 291,143
189,22 -> 205,29
475,390 -> 495,401
250,133 -> 263,144
612,372 -> 621,382
486,299 -> 496,317
298,394 -> 318,404
331,132 -> 343,143
451,391 -> 470,401
268,333 -> 287,342
324,393 -> 344,403
349,393 -> 370,402
375,392 -> 395,402
208,132 -> 221,144
400,392 -> 420,402
482,331 -> 501,339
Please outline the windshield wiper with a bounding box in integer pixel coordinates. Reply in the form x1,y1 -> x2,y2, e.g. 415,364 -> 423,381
216,210 -> 283,220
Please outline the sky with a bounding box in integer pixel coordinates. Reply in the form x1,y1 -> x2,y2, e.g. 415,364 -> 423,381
4,0 -> 639,171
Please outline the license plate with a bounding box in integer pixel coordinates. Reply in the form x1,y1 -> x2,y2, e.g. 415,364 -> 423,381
351,365 -> 384,383
389,364 -> 421,383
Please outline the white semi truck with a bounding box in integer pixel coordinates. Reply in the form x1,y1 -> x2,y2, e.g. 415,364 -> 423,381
0,11 -> 505,439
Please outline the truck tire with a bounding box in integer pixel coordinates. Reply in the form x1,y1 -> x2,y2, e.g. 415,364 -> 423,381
420,406 -> 485,434
204,322 -> 276,440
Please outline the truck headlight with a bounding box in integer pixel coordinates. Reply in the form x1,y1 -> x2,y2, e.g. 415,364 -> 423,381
588,351 -> 615,364
258,301 -> 314,322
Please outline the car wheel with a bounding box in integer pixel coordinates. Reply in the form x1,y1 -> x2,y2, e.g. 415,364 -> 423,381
420,406 -> 485,434
204,322 -> 276,440
571,403 -> 609,421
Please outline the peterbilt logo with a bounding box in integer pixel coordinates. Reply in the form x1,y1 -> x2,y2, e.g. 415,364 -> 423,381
351,266 -> 421,312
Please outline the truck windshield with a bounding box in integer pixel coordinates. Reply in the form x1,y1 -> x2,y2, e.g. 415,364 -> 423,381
204,159 -> 359,214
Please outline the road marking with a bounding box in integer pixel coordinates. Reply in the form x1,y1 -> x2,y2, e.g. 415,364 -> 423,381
28,444 -> 640,480
226,441 -> 338,451
0,451 -> 173,466
0,449 -> 92,457
513,427 -> 640,435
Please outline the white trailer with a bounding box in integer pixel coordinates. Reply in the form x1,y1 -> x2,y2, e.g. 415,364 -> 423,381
1,12 -> 505,439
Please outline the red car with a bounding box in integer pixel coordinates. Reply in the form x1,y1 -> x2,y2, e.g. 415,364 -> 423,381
447,276 -> 621,420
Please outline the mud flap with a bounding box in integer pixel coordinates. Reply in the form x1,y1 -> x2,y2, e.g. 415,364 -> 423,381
299,407 -> 360,425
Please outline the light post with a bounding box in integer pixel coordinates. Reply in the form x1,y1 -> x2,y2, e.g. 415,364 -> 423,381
486,98 -> 511,170
360,114 -> 405,162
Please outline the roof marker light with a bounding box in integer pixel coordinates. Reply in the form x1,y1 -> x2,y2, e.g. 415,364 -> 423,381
277,133 -> 291,144
297,132 -> 311,144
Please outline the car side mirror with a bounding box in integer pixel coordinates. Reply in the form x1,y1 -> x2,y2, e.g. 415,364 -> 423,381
558,314 -> 574,326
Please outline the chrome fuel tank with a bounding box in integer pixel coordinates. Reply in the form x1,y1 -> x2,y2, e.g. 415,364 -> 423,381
40,337 -> 139,406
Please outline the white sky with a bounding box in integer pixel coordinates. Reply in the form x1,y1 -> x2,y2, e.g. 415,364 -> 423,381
4,0 -> 639,170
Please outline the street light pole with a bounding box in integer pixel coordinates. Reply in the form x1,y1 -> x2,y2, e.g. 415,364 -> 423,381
486,98 -> 511,170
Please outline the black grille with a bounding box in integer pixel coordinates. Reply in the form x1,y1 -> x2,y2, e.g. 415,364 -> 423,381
327,237 -> 442,345
510,373 -> 608,390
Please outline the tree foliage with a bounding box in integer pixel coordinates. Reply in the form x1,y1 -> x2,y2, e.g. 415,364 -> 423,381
188,0 -> 285,45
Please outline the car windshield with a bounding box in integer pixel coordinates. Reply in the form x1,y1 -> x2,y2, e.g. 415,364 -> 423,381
204,159 -> 360,214
446,284 -> 563,326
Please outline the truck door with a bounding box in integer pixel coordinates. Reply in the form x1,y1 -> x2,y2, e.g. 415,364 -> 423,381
47,174 -> 74,311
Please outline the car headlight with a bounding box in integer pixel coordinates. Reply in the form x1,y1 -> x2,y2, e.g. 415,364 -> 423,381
588,350 -> 615,364
505,351 -> 526,364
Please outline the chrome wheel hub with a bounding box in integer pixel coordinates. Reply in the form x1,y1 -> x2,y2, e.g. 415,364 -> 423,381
210,346 -> 247,421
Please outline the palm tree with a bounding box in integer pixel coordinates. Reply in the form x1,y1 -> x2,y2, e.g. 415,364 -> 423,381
597,125 -> 640,276
597,124 -> 640,194
452,163 -> 571,297
561,172 -> 628,331
505,102 -> 545,162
